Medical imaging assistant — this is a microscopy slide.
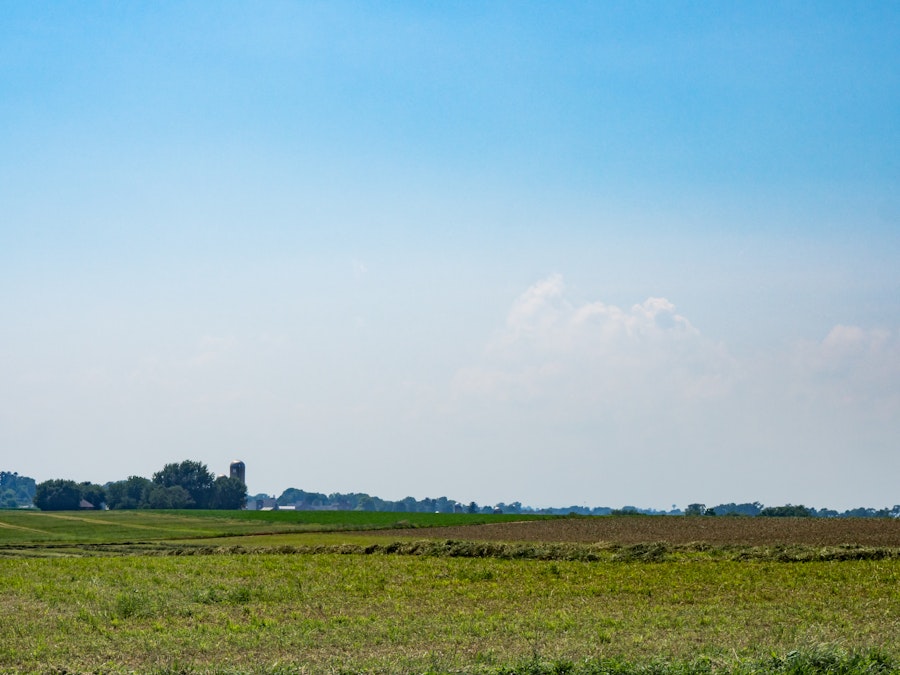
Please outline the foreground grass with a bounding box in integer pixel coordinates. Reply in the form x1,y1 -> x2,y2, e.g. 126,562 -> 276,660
2,513 -> 898,673
1,553 -> 897,673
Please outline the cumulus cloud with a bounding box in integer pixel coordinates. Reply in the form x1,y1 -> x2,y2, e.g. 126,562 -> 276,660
454,275 -> 735,411
790,324 -> 900,413
453,276 -> 900,427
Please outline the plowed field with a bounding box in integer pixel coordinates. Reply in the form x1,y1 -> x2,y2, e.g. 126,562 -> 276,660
378,516 -> 900,546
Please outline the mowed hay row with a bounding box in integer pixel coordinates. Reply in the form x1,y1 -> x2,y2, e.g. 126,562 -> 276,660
376,516 -> 900,547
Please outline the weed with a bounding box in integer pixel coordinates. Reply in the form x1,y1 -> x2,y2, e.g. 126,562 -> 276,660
112,590 -> 152,619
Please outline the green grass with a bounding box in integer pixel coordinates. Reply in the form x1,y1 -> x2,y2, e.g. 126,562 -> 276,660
0,509 -> 551,550
0,553 -> 897,673
165,509 -> 554,528
1,511 -> 898,673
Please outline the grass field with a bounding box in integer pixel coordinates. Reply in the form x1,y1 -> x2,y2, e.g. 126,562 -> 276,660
0,509 -> 551,557
1,511 -> 898,674
0,509 -> 551,546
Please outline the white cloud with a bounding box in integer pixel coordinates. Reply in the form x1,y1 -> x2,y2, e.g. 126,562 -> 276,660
441,277 -> 900,509
504,273 -> 566,339
457,277 -> 900,422
789,324 -> 900,414
454,275 -> 735,412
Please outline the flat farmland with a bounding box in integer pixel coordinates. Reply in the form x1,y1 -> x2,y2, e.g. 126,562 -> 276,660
1,512 -> 898,674
1,551 -> 898,674
375,515 -> 900,547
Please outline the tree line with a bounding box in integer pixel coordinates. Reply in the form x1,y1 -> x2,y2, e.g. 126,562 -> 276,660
1,471 -> 36,509
30,460 -> 247,511
262,489 -> 900,519
682,502 -> 900,518
4,466 -> 897,517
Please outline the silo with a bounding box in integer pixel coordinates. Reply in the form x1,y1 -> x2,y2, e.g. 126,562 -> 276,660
230,460 -> 246,485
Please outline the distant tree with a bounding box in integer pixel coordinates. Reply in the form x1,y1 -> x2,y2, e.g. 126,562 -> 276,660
467,501 -> 478,514
210,476 -> 247,510
106,476 -> 152,509
0,471 -> 37,507
495,501 -> 521,515
1,489 -> 18,508
152,460 -> 214,509
684,503 -> 706,516
711,502 -> 763,517
278,488 -> 329,509
34,479 -> 82,511
145,485 -> 194,509
78,482 -> 107,509
327,493 -> 353,510
431,497 -> 458,513
355,496 -> 376,511
758,504 -> 812,517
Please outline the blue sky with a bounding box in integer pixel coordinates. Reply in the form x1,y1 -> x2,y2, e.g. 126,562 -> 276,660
2,2 -> 899,510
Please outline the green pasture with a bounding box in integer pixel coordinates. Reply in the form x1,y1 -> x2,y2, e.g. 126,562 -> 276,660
165,509 -> 554,528
1,511 -> 898,674
0,509 -> 549,550
0,552 -> 897,673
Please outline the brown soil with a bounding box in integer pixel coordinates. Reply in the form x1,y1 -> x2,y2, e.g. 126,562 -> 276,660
376,516 -> 900,547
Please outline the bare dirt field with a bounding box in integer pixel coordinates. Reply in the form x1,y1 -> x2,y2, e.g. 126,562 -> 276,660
377,516 -> 900,547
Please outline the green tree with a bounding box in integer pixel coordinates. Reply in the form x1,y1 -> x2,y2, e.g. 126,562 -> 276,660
685,503 -> 706,516
78,482 -> 107,509
106,476 -> 152,509
505,501 -> 523,514
34,479 -> 82,511
210,476 -> 247,510
152,460 -> 214,509
145,485 -> 194,509
759,504 -> 812,517
0,471 -> 37,506
710,502 -> 763,516
355,496 -> 376,511
277,488 -> 327,508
